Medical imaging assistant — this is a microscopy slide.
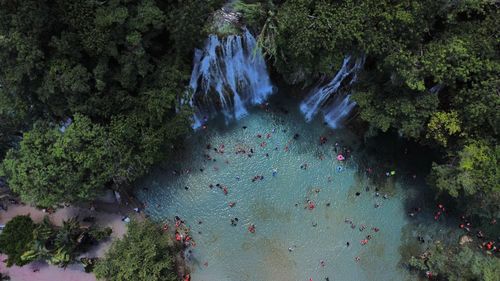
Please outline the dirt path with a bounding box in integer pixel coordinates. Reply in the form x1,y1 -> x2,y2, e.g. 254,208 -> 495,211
0,198 -> 141,281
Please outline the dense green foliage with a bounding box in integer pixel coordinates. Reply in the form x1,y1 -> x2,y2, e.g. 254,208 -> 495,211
1,115 -> 112,206
0,0 -> 224,206
0,215 -> 110,267
409,242 -> 500,281
94,220 -> 178,281
0,215 -> 35,266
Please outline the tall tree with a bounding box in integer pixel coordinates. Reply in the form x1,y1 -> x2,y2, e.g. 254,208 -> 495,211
0,115 -> 112,207
0,215 -> 35,267
94,220 -> 178,281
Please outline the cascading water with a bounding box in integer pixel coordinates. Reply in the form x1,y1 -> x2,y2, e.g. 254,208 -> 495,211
300,56 -> 364,128
188,29 -> 274,129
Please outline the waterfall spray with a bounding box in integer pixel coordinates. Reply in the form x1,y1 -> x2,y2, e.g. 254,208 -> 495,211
188,29 -> 274,129
300,56 -> 364,128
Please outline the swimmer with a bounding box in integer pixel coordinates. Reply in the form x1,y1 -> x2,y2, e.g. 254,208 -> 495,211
383,194 -> 388,199
307,200 -> 315,210
288,247 -> 293,252
320,260 -> 325,267
355,192 -> 361,196
346,241 -> 350,247
272,168 -> 278,177
248,224 -> 256,233
312,222 -> 317,227
326,202 -> 331,207
375,203 -> 380,208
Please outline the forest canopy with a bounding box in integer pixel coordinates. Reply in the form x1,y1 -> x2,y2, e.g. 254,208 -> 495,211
0,0 -> 224,206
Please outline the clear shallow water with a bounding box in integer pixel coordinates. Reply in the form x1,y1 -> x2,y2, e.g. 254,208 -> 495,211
137,104 -> 413,281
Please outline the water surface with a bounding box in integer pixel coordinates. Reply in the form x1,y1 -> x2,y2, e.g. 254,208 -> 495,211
137,104 -> 414,281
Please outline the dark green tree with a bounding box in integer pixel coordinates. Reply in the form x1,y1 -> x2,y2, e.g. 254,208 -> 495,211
0,215 -> 35,266
0,114 -> 113,207
94,220 -> 178,281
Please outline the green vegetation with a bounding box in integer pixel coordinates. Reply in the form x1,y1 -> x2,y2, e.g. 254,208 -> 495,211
0,0 -> 224,207
1,115 -> 112,206
409,242 -> 500,281
0,215 -> 111,267
0,215 -> 36,266
94,220 -> 178,281
0,0 -> 498,279
242,0 -> 499,221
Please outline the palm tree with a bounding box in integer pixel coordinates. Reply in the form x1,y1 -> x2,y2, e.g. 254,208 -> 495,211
52,217 -> 82,267
21,216 -> 55,264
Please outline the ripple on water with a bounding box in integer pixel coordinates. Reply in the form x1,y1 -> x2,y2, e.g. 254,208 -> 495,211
137,106 -> 415,281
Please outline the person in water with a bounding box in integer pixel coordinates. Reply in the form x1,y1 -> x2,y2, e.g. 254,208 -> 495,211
248,224 -> 256,233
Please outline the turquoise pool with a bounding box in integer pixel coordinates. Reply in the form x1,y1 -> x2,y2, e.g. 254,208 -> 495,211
137,103 -> 416,281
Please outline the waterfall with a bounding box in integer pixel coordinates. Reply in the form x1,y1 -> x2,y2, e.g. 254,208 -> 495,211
300,56 -> 364,128
188,29 -> 274,129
